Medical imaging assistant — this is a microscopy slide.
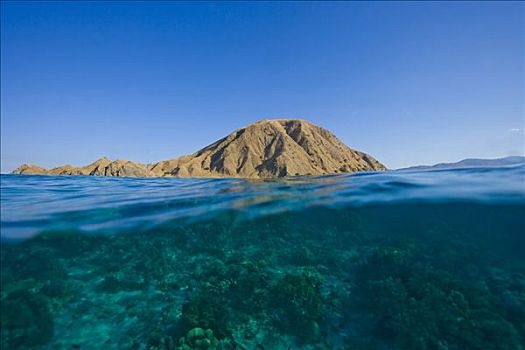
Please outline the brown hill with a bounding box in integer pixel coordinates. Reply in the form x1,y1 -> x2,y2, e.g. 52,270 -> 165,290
10,164 -> 49,175
12,119 -> 386,178
150,119 -> 386,177
12,157 -> 154,177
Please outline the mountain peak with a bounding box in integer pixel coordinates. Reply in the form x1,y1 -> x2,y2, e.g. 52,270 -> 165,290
251,118 -> 308,124
151,119 -> 386,178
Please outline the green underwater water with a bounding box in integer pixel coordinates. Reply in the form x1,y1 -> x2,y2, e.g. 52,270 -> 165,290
1,203 -> 524,350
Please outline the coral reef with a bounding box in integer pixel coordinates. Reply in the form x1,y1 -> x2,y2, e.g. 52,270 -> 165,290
175,328 -> 233,350
1,204 -> 524,349
354,244 -> 524,350
271,271 -> 325,343
1,290 -> 54,348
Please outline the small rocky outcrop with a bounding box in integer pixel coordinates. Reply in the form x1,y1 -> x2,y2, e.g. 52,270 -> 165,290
104,160 -> 155,177
83,157 -> 112,175
11,164 -> 49,175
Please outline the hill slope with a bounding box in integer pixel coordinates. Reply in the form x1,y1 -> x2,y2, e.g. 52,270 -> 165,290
151,119 -> 385,177
12,119 -> 386,178
400,156 -> 525,170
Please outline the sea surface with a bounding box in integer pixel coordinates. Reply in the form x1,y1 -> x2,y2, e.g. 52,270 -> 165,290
1,165 -> 524,350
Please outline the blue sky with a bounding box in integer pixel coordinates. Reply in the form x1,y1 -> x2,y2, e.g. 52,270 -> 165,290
1,1 -> 523,172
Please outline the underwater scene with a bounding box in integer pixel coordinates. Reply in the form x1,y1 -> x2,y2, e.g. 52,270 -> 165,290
1,165 -> 524,350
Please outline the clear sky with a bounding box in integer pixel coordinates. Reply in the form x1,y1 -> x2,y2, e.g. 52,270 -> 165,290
1,1 -> 523,172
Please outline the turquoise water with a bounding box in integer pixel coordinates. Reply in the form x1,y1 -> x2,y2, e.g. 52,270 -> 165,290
1,166 -> 524,349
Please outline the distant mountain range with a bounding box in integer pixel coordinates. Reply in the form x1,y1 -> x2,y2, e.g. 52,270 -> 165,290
12,119 -> 386,178
400,156 -> 525,170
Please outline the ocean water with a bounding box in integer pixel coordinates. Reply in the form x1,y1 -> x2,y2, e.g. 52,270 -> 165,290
1,165 -> 524,350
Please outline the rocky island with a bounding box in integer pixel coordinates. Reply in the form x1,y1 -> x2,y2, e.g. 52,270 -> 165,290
12,119 -> 386,178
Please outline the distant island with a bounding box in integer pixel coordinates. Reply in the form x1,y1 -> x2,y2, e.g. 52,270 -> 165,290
400,156 -> 525,171
12,119 -> 386,178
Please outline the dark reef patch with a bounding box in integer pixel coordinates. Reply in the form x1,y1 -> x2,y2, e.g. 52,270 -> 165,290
1,289 -> 54,348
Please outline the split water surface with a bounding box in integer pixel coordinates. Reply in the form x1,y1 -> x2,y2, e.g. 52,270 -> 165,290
1,165 -> 524,349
